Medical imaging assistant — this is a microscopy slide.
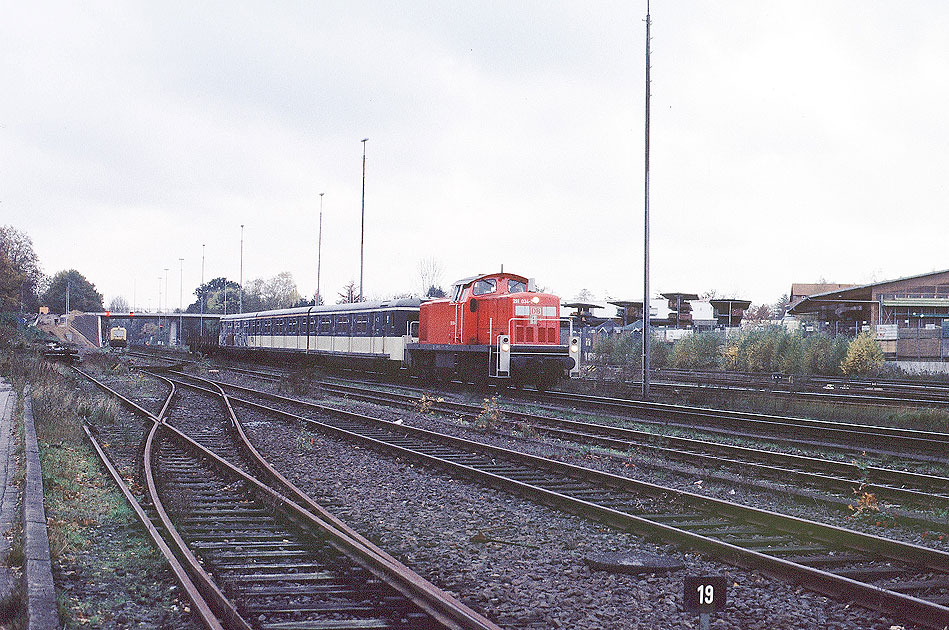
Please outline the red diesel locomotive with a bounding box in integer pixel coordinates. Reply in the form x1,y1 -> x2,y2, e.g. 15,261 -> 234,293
215,271 -> 579,389
407,272 -> 579,389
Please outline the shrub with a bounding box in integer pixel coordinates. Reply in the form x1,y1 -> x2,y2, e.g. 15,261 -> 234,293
840,331 -> 884,376
670,331 -> 724,369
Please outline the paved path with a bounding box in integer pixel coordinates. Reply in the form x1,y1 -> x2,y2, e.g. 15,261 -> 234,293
0,381 -> 19,610
21,389 -> 60,629
0,381 -> 60,629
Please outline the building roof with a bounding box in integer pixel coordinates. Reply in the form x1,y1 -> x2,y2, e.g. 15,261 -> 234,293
789,268 -> 949,314
661,292 -> 699,300
789,283 -> 855,301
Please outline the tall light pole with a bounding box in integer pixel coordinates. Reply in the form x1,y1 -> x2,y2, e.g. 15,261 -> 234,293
642,1 -> 652,400
178,257 -> 184,346
317,192 -> 324,306
164,268 -> 169,344
157,276 -> 162,342
200,244 -> 205,337
359,137 -> 368,302
239,224 -> 244,313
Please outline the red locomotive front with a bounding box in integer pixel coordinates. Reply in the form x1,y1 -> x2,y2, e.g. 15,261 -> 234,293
407,272 -> 579,388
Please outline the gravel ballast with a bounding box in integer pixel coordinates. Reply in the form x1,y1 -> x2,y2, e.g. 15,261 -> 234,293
238,401 -> 907,630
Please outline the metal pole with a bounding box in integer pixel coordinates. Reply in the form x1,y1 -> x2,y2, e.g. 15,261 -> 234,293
360,138 -> 368,302
200,244 -> 205,337
317,192 -> 324,305
164,268 -> 169,344
642,1 -> 652,400
178,258 -> 184,346
239,224 -> 244,313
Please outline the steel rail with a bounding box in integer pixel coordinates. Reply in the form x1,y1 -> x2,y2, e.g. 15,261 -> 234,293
199,364 -> 949,460
160,371 -> 503,630
82,424 -> 225,630
639,368 -> 949,405
70,368 -> 232,630
196,379 -> 949,629
192,372 -> 949,512
526,390 -> 949,461
142,380 -> 256,630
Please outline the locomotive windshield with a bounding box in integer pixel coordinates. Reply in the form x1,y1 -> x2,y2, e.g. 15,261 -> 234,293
472,279 -> 496,295
508,279 -> 527,293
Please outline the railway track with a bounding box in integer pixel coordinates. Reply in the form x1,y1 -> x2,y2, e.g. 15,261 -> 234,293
586,367 -> 949,409
76,367 -> 501,630
162,369 -> 949,629
202,361 -> 949,464
314,381 -> 949,517
205,365 -> 949,513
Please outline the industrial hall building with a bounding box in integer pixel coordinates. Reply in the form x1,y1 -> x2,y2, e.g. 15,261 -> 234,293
788,268 -> 949,367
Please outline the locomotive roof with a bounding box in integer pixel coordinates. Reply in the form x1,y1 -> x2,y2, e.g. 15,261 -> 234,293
451,272 -> 529,287
220,297 -> 422,321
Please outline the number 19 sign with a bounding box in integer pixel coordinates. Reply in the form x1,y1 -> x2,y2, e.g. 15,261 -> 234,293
684,576 -> 727,613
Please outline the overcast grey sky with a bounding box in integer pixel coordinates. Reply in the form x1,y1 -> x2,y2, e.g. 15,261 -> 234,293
2,1 -> 947,311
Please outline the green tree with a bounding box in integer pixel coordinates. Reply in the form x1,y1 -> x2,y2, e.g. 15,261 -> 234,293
0,225 -> 45,312
840,331 -> 884,376
670,331 -> 724,369
187,277 -> 242,314
260,271 -> 301,310
593,332 -> 669,369
42,270 -> 104,313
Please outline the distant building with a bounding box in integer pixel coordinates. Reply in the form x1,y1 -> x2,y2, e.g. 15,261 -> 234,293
788,269 -> 949,368
709,299 -> 752,328
789,283 -> 856,310
661,292 -> 699,329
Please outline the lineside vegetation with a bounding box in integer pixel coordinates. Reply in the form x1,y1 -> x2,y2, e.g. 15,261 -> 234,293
594,326 -> 883,377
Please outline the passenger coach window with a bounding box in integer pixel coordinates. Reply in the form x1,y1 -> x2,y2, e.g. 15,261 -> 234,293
319,317 -> 331,334
472,279 -> 496,296
355,315 -> 368,334
508,279 -> 527,294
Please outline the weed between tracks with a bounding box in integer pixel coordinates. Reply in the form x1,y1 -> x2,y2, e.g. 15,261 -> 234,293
475,396 -> 503,431
277,366 -> 324,397
1,343 -> 198,629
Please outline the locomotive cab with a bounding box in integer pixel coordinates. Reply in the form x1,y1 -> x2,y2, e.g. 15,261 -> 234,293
409,272 -> 578,389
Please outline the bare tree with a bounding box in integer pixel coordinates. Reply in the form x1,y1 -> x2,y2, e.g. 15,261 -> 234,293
417,257 -> 444,297
109,296 -> 130,312
573,288 -> 595,303
337,280 -> 358,304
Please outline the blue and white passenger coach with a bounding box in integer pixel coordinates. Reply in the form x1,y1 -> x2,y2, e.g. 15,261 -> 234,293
218,298 -> 422,370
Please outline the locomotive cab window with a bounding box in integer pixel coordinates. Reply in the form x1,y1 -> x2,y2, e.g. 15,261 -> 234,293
508,279 -> 527,294
472,279 -> 496,296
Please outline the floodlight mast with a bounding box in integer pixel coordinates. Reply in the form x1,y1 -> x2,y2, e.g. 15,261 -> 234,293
642,0 -> 652,400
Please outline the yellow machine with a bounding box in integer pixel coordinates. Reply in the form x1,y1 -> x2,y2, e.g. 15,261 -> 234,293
108,326 -> 127,348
